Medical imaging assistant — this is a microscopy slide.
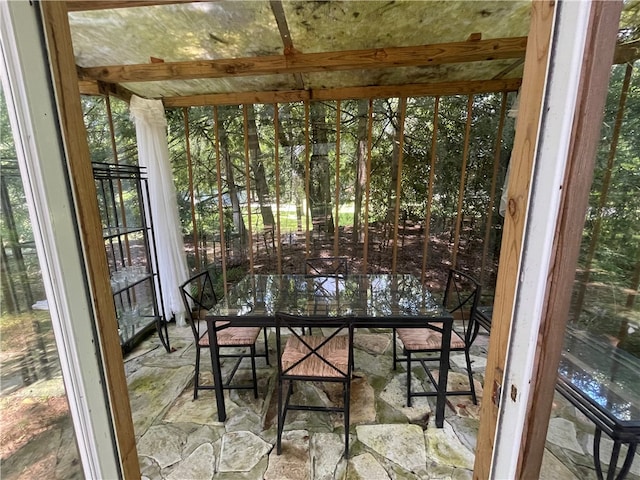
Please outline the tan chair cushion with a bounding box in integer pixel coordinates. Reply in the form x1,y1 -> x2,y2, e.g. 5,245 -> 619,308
397,327 -> 465,351
197,324 -> 261,347
281,335 -> 349,378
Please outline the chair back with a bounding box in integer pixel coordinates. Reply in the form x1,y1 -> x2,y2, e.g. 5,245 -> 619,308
305,256 -> 349,276
274,312 -> 353,379
442,269 -> 481,345
179,270 -> 218,342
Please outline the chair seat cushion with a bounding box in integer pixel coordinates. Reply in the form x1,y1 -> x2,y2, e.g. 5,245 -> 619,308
397,326 -> 465,351
197,324 -> 261,347
281,335 -> 349,378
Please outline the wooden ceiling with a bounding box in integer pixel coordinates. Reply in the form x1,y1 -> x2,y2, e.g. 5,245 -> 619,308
66,1 -> 638,106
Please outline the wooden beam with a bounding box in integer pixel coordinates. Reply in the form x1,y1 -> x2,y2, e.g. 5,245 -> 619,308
66,0 -> 210,12
39,2 -> 140,478
516,2 -> 623,477
362,99 -> 373,273
78,79 -> 101,95
312,78 -> 523,101
78,37 -> 528,83
480,91 -> 509,286
492,57 -> 525,79
304,102 -> 310,258
274,103 -> 282,275
213,106 -> 228,296
163,78 -> 522,107
164,89 -> 310,107
421,96 -> 439,284
269,0 -> 304,89
78,79 -> 133,103
614,39 -> 640,64
391,97 -> 407,274
473,1 -> 555,477
184,107 -> 200,272
451,94 -> 474,270
334,100 -> 341,256
242,104 -> 255,273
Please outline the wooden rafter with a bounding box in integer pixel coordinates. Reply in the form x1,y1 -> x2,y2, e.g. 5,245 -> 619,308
66,0 -> 210,12
162,78 -> 522,107
614,39 -> 640,64
269,0 -> 304,89
78,79 -> 134,102
78,37 -> 528,84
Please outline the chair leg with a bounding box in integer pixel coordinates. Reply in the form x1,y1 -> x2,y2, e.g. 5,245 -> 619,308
464,349 -> 477,404
392,329 -> 397,370
262,327 -> 270,365
250,345 -> 258,399
276,377 -> 283,454
406,351 -> 412,407
194,346 -> 200,400
277,380 -> 294,455
344,381 -> 350,458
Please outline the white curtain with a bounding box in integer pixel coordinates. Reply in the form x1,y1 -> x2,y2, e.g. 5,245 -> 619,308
129,95 -> 189,327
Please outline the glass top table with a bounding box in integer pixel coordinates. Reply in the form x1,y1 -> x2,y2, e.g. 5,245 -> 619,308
206,273 -> 453,425
557,326 -> 640,479
211,273 -> 447,321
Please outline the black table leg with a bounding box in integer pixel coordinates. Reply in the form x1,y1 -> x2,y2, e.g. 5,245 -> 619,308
207,321 -> 226,422
594,428 -> 637,480
616,442 -> 637,480
435,319 -> 452,428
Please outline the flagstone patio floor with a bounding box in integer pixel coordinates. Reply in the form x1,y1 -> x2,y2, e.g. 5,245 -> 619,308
125,322 -> 640,480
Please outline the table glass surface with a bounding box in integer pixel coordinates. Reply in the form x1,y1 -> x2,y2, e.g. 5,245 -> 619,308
208,273 -> 447,320
560,327 -> 640,426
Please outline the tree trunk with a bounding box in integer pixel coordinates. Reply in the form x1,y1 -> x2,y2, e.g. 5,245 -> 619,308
217,111 -> 246,253
246,105 -> 275,227
309,102 -> 334,234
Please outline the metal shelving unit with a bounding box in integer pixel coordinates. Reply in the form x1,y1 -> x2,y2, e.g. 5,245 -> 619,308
93,162 -> 170,353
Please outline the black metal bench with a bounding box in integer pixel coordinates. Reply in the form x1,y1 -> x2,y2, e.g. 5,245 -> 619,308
558,327 -> 640,480
475,307 -> 639,479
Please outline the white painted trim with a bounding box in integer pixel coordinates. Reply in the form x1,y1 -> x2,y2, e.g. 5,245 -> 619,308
0,2 -> 120,478
491,1 -> 593,477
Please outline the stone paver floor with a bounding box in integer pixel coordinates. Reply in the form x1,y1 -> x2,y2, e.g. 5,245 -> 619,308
126,322 -> 640,480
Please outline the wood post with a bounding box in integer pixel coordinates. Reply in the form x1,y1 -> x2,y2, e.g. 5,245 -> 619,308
242,104 -> 255,273
421,96 -> 440,284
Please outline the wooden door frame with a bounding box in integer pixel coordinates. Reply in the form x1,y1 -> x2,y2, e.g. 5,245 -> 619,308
39,2 -> 140,478
474,1 -> 623,478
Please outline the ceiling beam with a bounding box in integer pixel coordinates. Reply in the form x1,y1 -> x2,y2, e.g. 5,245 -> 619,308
614,39 -> 640,64
161,78 -> 522,107
269,0 -> 304,89
66,1 -> 211,12
78,36 -> 528,84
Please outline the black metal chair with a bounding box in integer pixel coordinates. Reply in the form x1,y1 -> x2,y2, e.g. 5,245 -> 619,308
392,269 -> 481,407
274,312 -> 353,458
305,256 -> 349,276
179,270 -> 269,400
303,256 -> 349,333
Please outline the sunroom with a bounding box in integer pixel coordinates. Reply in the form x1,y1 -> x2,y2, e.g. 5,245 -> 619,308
1,1 -> 639,479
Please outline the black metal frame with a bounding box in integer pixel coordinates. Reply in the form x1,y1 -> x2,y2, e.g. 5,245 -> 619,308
274,312 -> 353,458
205,273 -> 454,429
305,256 -> 349,276
179,269 -> 269,399
557,327 -> 640,480
556,379 -> 639,480
93,162 -> 169,352
392,268 -> 481,406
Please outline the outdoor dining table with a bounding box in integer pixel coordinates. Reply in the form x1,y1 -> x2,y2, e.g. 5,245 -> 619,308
205,273 -> 454,427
